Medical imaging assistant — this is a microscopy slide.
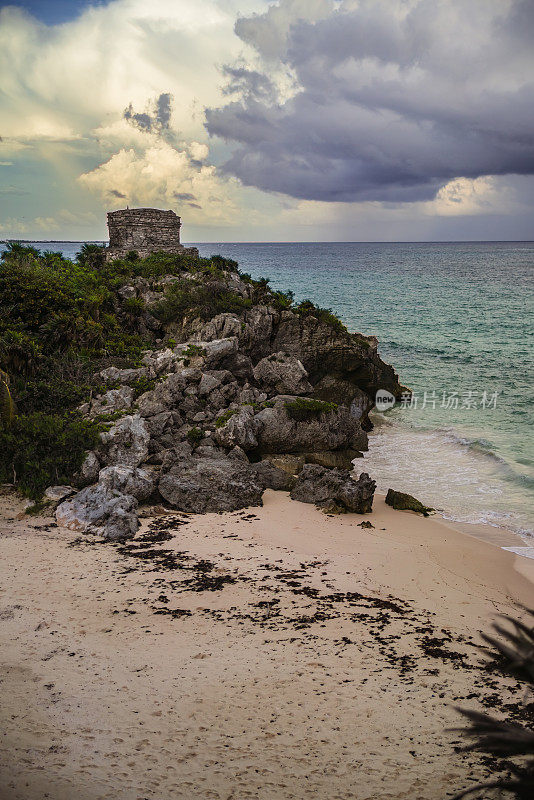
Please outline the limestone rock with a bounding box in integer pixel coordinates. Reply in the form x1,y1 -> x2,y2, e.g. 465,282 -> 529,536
44,485 -> 76,502
290,465 -> 376,513
137,372 -> 187,417
385,489 -> 434,516
203,337 -> 239,366
313,376 -> 373,427
213,407 -> 261,450
98,366 -> 151,384
253,352 -> 312,396
271,310 -> 404,400
254,396 -> 367,454
198,313 -> 243,342
252,460 -> 296,491
98,466 -> 156,502
141,347 -> 177,375
99,414 -> 150,467
304,449 -> 361,470
158,453 -> 263,513
56,484 -> 139,540
88,386 -> 134,418
263,454 -> 305,475
77,451 -> 101,485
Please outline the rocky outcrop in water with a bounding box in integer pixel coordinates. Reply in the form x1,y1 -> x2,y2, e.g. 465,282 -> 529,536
385,489 -> 434,516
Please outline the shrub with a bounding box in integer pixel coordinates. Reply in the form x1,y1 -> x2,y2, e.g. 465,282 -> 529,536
186,426 -> 203,444
183,343 -> 207,359
0,370 -> 15,428
294,299 -> 347,333
76,243 -> 105,270
215,409 -> 236,428
284,398 -> 338,422
0,413 -> 102,499
151,279 -> 252,323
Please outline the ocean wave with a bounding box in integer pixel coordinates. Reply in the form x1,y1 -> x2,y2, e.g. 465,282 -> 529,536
364,416 -> 534,540
439,430 -> 506,463
382,340 -> 474,362
437,428 -> 534,489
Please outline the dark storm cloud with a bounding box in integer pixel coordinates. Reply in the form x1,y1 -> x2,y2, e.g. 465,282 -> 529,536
174,192 -> 197,201
155,93 -> 172,129
205,0 -> 534,203
109,189 -> 126,198
222,66 -> 276,101
124,92 -> 173,135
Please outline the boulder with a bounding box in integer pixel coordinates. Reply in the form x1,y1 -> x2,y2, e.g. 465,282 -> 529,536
88,386 -> 134,418
263,453 -> 305,475
142,347 -> 178,375
313,376 -> 373,427
99,414 -> 150,467
213,407 -> 261,450
158,453 -> 263,513
98,366 -> 151,384
252,460 -> 296,491
56,484 -> 139,540
198,372 -> 223,396
254,396 -> 367,454
304,449 -> 361,470
77,451 -> 101,485
137,371 -> 188,417
203,337 -> 238,366
385,489 -> 434,516
98,466 -> 156,502
253,352 -> 312,396
197,313 -> 243,343
290,465 -> 376,513
44,485 -> 76,502
242,306 -> 278,359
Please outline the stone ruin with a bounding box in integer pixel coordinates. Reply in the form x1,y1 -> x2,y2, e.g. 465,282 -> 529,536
104,207 -> 199,261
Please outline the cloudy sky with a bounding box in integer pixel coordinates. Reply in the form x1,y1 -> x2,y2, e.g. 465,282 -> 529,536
0,0 -> 533,241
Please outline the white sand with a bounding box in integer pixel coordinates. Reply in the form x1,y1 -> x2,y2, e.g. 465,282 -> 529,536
0,489 -> 532,800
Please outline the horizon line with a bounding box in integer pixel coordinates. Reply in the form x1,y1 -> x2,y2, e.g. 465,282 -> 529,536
2,239 -> 534,245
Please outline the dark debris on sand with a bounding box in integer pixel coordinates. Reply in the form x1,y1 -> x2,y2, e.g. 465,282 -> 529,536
68,514 -> 534,742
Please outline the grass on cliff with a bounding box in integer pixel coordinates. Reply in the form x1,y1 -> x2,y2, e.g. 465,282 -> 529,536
284,398 -> 338,422
0,242 -> 349,498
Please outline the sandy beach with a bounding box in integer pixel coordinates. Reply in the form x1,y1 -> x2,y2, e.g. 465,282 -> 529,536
0,489 -> 532,800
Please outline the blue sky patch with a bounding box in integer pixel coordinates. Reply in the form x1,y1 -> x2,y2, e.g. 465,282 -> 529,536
1,1 -> 110,25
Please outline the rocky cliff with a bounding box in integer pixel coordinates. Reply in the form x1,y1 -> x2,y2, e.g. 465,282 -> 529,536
51,254 -> 405,538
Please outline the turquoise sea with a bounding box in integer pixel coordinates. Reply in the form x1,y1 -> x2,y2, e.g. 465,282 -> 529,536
4,240 -> 534,539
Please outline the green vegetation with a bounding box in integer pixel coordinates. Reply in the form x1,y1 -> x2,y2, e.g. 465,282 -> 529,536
151,278 -> 252,323
284,398 -> 338,422
0,369 -> 15,428
215,409 -> 237,428
182,344 -> 207,359
294,299 -> 347,333
0,413 -> 102,498
130,376 -> 158,397
186,426 -> 203,445
0,241 -> 347,498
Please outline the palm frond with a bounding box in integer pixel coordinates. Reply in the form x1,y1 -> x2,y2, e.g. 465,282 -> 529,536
451,608 -> 534,799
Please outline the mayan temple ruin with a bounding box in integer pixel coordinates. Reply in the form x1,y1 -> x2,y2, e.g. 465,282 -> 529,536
104,207 -> 199,261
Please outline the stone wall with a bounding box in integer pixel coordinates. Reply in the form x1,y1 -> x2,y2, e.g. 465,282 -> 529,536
105,208 -> 199,260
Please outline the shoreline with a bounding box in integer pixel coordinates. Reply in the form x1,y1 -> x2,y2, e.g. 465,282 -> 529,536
1,488 -> 533,799
361,412 -> 534,547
